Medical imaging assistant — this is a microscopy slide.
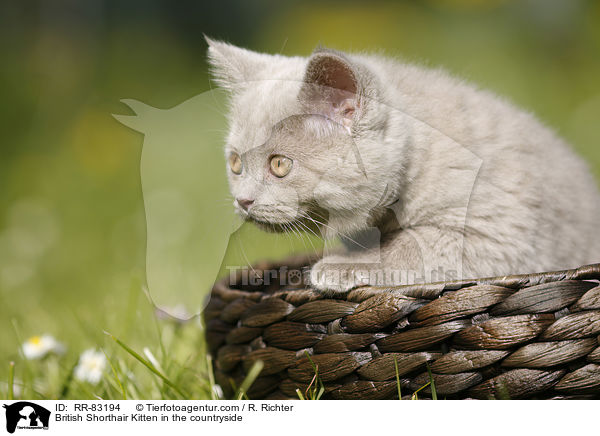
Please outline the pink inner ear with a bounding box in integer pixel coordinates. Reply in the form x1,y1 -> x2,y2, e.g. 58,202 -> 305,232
312,56 -> 358,104
320,57 -> 357,95
300,52 -> 361,130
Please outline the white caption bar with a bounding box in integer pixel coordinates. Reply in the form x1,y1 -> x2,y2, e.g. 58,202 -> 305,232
0,400 -> 593,436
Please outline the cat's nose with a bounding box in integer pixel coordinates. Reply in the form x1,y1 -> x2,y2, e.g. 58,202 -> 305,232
236,198 -> 254,211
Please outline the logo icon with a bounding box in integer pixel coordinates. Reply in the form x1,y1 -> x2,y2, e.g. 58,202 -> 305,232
3,402 -> 50,434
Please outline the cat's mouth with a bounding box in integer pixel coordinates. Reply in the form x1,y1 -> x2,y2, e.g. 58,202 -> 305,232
247,217 -> 291,233
249,217 -> 323,236
239,204 -> 298,232
244,206 -> 324,235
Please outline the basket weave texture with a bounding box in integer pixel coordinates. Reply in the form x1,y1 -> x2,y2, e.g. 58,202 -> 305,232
205,257 -> 600,399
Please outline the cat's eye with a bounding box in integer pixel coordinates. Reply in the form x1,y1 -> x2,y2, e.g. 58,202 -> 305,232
269,155 -> 293,178
228,152 -> 242,175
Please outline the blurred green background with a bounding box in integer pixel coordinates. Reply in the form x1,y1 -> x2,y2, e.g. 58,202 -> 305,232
1,0 -> 599,395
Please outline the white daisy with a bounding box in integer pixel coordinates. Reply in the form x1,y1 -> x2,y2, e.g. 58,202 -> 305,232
74,349 -> 107,384
21,335 -> 65,360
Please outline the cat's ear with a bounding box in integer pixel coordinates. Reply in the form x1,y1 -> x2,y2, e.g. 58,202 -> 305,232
299,48 -> 364,131
205,36 -> 267,91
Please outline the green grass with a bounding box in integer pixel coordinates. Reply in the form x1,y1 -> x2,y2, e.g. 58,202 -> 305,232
1,279 -> 279,401
7,361 -> 14,400
295,352 -> 325,400
2,289 -> 218,400
2,293 -> 439,400
426,362 -> 438,401
234,361 -> 264,401
394,355 -> 402,399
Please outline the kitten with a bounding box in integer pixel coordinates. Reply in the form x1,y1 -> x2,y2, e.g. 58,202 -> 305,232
206,37 -> 600,293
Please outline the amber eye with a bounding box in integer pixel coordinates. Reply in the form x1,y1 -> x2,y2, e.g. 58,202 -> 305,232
228,152 -> 242,175
269,155 -> 293,178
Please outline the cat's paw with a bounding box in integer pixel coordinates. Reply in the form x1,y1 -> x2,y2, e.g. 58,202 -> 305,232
309,259 -> 368,294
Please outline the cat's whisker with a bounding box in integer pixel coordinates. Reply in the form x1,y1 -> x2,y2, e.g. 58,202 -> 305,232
296,211 -> 325,238
294,219 -> 321,256
281,222 -> 297,249
288,220 -> 309,252
234,232 -> 258,276
298,210 -> 369,251
290,219 -> 318,256
295,218 -> 320,240
283,223 -> 296,250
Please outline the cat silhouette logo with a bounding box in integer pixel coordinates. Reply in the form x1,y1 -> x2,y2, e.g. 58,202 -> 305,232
3,402 -> 50,433
114,90 -> 241,318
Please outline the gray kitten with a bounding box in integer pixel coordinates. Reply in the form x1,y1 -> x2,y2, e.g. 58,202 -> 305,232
206,37 -> 600,293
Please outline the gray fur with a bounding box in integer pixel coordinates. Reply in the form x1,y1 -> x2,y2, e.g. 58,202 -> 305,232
206,37 -> 600,292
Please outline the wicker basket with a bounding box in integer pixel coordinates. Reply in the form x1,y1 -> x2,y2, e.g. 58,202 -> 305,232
204,256 -> 600,399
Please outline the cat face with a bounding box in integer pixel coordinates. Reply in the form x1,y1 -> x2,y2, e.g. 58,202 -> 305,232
206,38 -> 402,237
225,113 -> 362,232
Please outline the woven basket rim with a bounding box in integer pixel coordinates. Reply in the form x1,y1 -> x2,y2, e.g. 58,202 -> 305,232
363,262 -> 600,290
206,259 -> 600,400
213,257 -> 600,303
216,256 -> 600,286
